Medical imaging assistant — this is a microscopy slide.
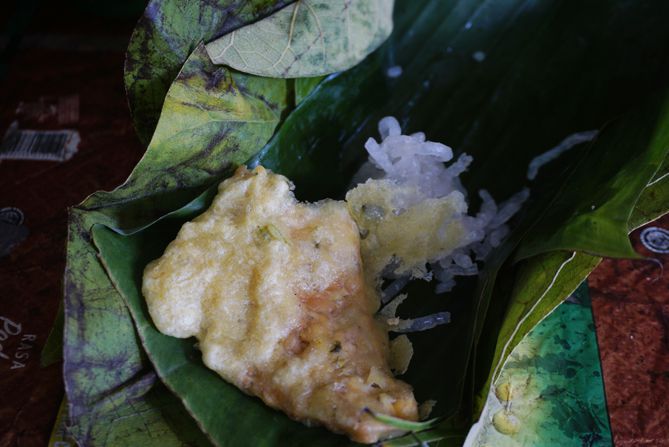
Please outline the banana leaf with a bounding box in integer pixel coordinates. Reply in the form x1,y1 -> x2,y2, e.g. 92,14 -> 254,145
65,0 -> 669,445
630,155 -> 669,230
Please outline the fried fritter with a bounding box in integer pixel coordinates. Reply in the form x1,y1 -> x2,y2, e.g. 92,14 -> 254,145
142,166 -> 418,443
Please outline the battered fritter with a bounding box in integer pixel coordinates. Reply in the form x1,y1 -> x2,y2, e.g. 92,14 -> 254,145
142,166 -> 418,443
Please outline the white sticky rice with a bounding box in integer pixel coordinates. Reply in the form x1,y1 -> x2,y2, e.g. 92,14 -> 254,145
349,117 -> 529,294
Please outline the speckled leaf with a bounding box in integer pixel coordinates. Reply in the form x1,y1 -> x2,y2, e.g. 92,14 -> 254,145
64,43 -> 292,447
124,0 -> 294,143
467,283 -> 611,446
205,0 -> 393,78
95,43 -> 288,212
63,208 -> 216,446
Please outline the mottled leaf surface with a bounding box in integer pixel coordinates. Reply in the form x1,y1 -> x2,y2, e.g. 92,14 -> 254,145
95,44 -> 288,212
64,43 -> 291,447
467,283 -> 611,446
64,208 -> 217,446
205,0 -> 393,78
124,0 -> 294,143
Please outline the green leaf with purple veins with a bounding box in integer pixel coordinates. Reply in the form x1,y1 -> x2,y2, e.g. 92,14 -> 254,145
205,0 -> 394,78
124,0 -> 295,144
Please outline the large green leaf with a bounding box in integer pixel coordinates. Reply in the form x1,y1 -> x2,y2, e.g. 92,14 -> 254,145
90,42 -> 299,223
124,0 -> 338,145
515,93 -> 669,260
460,102 -> 669,419
629,154 -> 669,230
116,43 -> 288,206
247,0 -> 669,202
240,0 -> 669,438
205,0 -> 394,78
63,209 -> 152,445
124,0 -> 295,143
64,38 -> 297,447
64,207 -> 217,446
471,91 -> 669,417
69,0 -> 669,445
91,205 -> 348,447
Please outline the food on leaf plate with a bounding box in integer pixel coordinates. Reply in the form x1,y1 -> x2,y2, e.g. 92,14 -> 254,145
142,117 -> 527,443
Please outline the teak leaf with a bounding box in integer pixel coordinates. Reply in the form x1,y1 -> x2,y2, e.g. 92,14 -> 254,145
65,43 -> 291,447
96,43 -> 288,212
206,0 -> 393,78
124,0 -> 295,144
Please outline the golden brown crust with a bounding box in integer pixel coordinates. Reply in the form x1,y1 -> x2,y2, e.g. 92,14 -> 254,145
143,166 -> 418,443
